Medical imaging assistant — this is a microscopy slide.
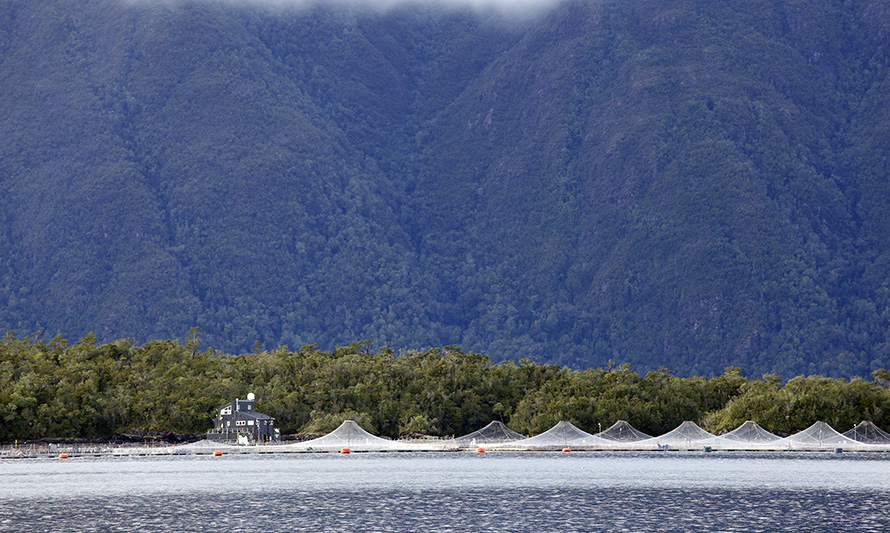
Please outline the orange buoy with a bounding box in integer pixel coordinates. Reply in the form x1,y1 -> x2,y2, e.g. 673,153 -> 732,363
212,450 -> 223,457
562,448 -> 571,453
476,447 -> 485,453
340,448 -> 351,454
58,453 -> 69,459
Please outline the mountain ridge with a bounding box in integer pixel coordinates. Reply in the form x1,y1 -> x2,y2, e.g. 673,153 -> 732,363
1,0 -> 889,377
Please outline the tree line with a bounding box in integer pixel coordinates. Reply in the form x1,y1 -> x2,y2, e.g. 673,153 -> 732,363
2,331 -> 889,442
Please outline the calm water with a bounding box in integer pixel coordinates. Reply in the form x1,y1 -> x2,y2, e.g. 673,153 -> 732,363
2,451 -> 889,531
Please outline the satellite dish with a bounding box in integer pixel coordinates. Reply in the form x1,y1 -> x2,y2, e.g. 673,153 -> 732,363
247,392 -> 255,401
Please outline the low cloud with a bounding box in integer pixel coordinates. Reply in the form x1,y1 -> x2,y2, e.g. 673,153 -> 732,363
299,0 -> 562,10
127,0 -> 564,16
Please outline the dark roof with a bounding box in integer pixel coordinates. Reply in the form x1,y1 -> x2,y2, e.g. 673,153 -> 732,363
232,409 -> 273,421
216,399 -> 275,421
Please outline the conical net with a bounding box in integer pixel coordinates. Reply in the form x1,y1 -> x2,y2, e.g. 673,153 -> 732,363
177,439 -> 237,451
452,421 -> 525,446
842,421 -> 890,444
499,421 -> 611,449
278,420 -> 410,451
631,421 -> 715,449
655,421 -> 714,443
596,420 -> 651,442
777,421 -> 860,449
716,421 -> 781,443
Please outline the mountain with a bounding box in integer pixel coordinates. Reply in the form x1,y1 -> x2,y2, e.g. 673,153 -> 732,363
1,0 -> 889,377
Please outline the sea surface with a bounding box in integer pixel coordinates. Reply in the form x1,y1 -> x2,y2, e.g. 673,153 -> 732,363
1,451 -> 889,531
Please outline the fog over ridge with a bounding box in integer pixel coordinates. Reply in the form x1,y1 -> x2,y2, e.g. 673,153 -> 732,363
124,0 -> 565,15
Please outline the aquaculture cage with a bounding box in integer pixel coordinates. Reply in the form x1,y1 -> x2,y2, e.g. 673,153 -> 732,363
842,421 -> 890,446
706,421 -> 781,450
497,420 -> 612,450
633,421 -> 715,450
595,420 -> 651,442
776,421 -> 863,451
450,421 -> 525,449
274,420 -> 418,452
176,439 -> 238,452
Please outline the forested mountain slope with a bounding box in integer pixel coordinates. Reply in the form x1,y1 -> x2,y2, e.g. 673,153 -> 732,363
1,0 -> 889,377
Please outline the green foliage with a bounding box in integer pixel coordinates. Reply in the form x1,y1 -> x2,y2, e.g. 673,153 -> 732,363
1,0 -> 889,379
3,333 -> 888,442
704,373 -> 890,435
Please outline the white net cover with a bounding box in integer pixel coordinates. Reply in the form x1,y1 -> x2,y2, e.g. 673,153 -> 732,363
842,421 -> 890,445
177,439 -> 237,451
704,421 -> 781,450
111,438 -> 236,456
276,420 -> 413,452
451,421 -> 525,447
716,421 -> 780,443
498,421 -> 612,450
777,421 -> 861,450
596,420 -> 651,442
633,421 -> 715,450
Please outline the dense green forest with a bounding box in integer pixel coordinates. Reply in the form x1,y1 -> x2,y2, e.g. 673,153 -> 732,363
2,332 -> 889,442
1,0 -> 890,377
